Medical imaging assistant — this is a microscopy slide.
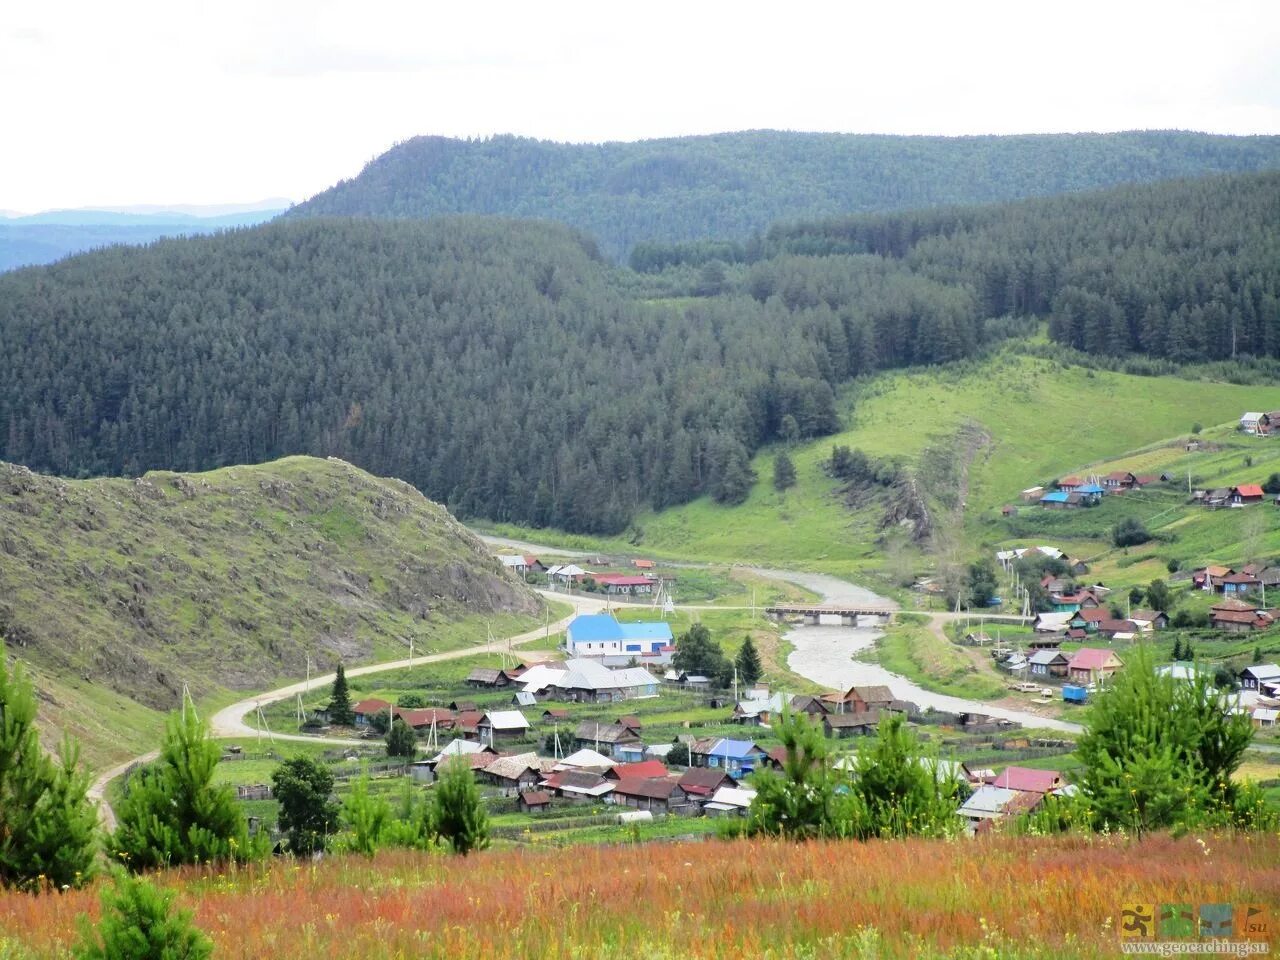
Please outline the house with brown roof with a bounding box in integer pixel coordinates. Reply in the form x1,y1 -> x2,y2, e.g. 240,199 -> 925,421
788,694 -> 831,717
826,685 -> 895,713
573,720 -> 643,757
1096,619 -> 1138,640
544,769 -> 615,802
607,777 -> 689,813
991,766 -> 1066,794
479,753 -> 548,796
677,767 -> 738,801
352,698 -> 392,727
1128,609 -> 1169,631
1056,476 -> 1085,491
518,790 -> 552,813
1102,471 -> 1138,491
1066,649 -> 1124,685
465,667 -> 509,688
1192,565 -> 1235,592
1210,599 -> 1275,633
823,711 -> 881,738
395,707 -> 455,732
454,710 -> 485,737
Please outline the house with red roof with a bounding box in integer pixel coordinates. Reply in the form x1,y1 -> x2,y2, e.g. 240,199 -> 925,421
1221,571 -> 1262,597
991,766 -> 1066,794
589,573 -> 657,596
352,698 -> 392,727
1232,484 -> 1266,506
1066,648 -> 1124,685
604,760 -> 669,782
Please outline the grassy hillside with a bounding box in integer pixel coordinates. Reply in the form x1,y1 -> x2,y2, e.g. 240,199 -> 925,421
290,130 -> 1280,259
0,456 -> 543,768
4,834 -> 1275,958
623,354 -> 1270,568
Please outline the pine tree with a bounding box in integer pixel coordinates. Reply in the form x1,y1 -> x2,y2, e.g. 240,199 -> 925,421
1172,637 -> 1184,661
109,711 -> 258,871
747,711 -> 837,839
844,714 -> 962,839
73,873 -> 211,960
385,718 -> 418,759
430,758 -> 489,855
0,646 -> 98,891
328,663 -> 355,726
772,452 -> 797,491
735,636 -> 763,687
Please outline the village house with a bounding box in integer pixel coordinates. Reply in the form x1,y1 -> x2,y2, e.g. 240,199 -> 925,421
453,710 -> 485,738
958,786 -> 1042,834
544,769 -> 615,802
476,710 -> 531,744
703,786 -> 757,817
1240,664 -> 1280,691
825,684 -> 896,713
518,789 -> 553,813
689,738 -> 768,776
1056,476 -> 1084,491
1066,648 -> 1124,685
1193,565 -> 1235,592
1028,649 -> 1070,678
607,777 -> 689,813
573,720 -> 643,758
521,658 -> 660,702
465,667 -> 509,689
480,753 -> 549,796
1128,609 -> 1169,631
823,711 -> 881,738
1102,471 -> 1138,491
1033,612 -> 1073,634
603,760 -> 668,782
991,766 -> 1066,794
677,767 -> 738,803
589,573 -> 657,596
352,698 -> 392,727
1210,598 -> 1275,633
395,707 -> 455,734
1253,707 -> 1278,729
554,748 -> 616,773
788,694 -> 831,717
1096,619 -> 1138,641
1232,484 -> 1266,506
545,563 -> 588,584
1240,412 -> 1272,435
1221,572 -> 1262,596
427,739 -> 498,772
731,692 -> 786,726
564,613 -> 674,662
498,555 -> 545,576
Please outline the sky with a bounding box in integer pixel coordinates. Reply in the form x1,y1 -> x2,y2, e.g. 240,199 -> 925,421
3,0 -> 1279,213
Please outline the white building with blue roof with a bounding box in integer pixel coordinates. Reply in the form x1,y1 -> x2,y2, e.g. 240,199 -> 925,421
565,614 -> 675,664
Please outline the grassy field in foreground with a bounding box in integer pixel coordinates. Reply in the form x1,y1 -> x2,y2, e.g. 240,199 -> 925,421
2,834 -> 1276,959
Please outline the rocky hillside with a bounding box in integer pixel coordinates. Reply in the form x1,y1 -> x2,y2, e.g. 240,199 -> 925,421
0,456 -> 539,712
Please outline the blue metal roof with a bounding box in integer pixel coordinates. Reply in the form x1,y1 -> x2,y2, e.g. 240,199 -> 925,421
1039,491 -> 1069,503
620,622 -> 674,642
711,739 -> 762,759
567,614 -> 624,642
1077,484 -> 1104,495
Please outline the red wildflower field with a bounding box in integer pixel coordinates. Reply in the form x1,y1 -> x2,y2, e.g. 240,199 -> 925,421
1,834 -> 1276,958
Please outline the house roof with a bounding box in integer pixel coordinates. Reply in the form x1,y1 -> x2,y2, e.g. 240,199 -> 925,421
1039,491 -> 1069,503
1213,608 -> 1273,626
992,766 -> 1063,794
396,707 -> 453,728
619,622 -> 674,642
843,684 -> 894,704
612,777 -> 681,801
555,748 -> 616,770
466,667 -> 504,684
430,739 -> 494,761
1077,484 -> 1105,495
1255,707 -> 1279,723
481,710 -> 530,731
353,698 -> 392,715
693,738 -> 762,759
1076,607 -> 1109,622
555,771 -> 615,796
454,710 -> 484,730
1104,471 -> 1136,482
566,614 -> 625,642
1033,612 -> 1073,631
557,659 -> 657,692
498,555 -> 529,568
1212,598 -> 1259,612
1028,649 -> 1069,666
1098,619 -> 1138,634
1242,412 -> 1267,420
573,721 -> 642,744
1057,476 -> 1083,487
590,574 -> 655,587
1222,572 -> 1262,584
1128,609 -> 1166,623
519,790 -> 552,806
678,768 -> 735,795
707,786 -> 757,809
1242,664 -> 1280,681
734,693 -> 786,717
484,753 -> 542,781
959,785 -> 1021,818
1068,648 -> 1122,671
608,761 -> 668,780
546,564 -> 587,577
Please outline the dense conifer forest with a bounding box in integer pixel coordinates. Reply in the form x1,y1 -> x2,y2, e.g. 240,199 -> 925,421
289,130 -> 1280,259
1,172 -> 1276,533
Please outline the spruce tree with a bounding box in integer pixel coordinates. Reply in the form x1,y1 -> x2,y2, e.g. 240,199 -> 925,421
74,873 -> 211,960
0,646 -> 98,891
735,636 -> 763,687
328,663 -> 355,726
430,758 -> 489,855
772,452 -> 797,491
109,711 -> 258,871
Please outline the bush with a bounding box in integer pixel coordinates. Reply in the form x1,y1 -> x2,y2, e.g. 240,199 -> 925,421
73,873 -> 211,960
430,759 -> 489,855
271,757 -> 339,856
1112,517 -> 1151,548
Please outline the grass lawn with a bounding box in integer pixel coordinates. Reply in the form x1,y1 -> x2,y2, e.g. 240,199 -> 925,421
862,615 -> 1006,700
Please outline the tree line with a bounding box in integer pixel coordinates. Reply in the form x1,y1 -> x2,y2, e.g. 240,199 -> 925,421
291,130 -> 1280,260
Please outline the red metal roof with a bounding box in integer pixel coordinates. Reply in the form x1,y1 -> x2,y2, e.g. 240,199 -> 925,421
608,760 -> 668,780
590,574 -> 655,587
1068,648 -> 1122,671
353,698 -> 392,716
1236,484 -> 1265,498
992,766 -> 1063,794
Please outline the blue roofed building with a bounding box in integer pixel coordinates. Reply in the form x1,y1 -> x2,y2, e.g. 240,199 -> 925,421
690,737 -> 768,776
566,614 -> 675,664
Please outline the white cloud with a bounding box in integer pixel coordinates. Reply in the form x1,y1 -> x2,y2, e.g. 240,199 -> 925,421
1,0 -> 1277,211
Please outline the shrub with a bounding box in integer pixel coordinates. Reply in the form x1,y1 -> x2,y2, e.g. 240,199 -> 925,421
430,759 -> 489,855
73,873 -> 211,960
271,757 -> 339,856
1112,517 -> 1151,548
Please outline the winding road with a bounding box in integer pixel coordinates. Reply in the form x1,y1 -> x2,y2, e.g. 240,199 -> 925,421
88,540 -> 1080,825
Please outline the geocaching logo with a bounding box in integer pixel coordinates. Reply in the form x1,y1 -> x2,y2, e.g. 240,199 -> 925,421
1120,903 -> 1270,941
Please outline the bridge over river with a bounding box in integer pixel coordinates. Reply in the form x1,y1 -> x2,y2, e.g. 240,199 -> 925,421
765,602 -> 897,625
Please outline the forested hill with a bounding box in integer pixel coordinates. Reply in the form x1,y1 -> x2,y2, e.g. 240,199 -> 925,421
288,130 -> 1280,258
1,173 -> 1276,535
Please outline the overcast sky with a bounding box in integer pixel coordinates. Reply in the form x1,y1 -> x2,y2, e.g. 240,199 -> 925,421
3,0 -> 1278,213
